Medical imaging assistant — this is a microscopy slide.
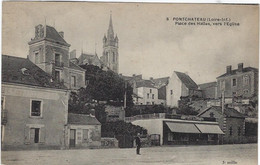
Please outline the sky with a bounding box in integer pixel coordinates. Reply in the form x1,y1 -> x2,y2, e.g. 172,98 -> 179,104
2,2 -> 259,84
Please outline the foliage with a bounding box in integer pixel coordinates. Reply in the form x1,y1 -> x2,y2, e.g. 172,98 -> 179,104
101,121 -> 147,137
79,64 -> 133,106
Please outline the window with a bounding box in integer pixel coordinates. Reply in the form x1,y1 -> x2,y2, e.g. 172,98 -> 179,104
220,80 -> 225,90
146,102 -> 150,105
152,94 -> 154,99
30,128 -> 40,143
112,52 -> 116,62
83,129 -> 89,143
243,75 -> 249,85
147,93 -> 149,99
35,52 -> 40,64
71,76 -> 76,87
168,132 -> 174,141
1,96 -> 5,110
55,53 -> 61,64
55,70 -> 60,82
150,89 -> 152,93
232,79 -> 237,87
170,90 -> 173,95
209,112 -> 214,118
233,92 -> 237,96
31,100 -> 41,117
152,102 -> 154,105
238,127 -> 241,136
229,126 -> 233,136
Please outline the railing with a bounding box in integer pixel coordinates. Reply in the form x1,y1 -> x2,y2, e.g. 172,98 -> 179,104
1,109 -> 7,125
125,113 -> 167,122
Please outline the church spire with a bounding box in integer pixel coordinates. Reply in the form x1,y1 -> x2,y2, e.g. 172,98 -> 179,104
107,11 -> 114,40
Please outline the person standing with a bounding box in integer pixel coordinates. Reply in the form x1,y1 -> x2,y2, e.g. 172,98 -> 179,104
135,133 -> 141,155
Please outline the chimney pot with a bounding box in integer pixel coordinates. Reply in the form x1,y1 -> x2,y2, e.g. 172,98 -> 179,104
133,74 -> 136,77
150,77 -> 153,80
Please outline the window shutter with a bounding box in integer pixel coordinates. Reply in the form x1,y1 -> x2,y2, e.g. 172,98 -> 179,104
30,128 -> 35,143
39,127 -> 45,144
24,126 -> 30,144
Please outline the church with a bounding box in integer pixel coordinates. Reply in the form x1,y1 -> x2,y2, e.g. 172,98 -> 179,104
70,14 -> 120,74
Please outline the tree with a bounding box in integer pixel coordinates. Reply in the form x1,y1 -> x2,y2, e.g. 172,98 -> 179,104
79,64 -> 133,106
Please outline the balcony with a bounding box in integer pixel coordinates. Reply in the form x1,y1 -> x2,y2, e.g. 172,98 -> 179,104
1,109 -> 7,125
54,61 -> 64,68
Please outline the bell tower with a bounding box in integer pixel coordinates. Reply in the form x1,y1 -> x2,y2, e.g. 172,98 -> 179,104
101,13 -> 119,73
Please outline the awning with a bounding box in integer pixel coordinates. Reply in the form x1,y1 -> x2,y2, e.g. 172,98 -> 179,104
195,124 -> 224,134
166,122 -> 200,134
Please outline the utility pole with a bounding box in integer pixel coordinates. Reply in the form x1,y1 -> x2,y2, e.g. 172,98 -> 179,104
124,81 -> 127,109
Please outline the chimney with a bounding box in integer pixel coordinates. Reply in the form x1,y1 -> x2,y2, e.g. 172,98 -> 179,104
59,31 -> 64,38
226,65 -> 232,74
238,63 -> 243,72
150,77 -> 153,80
132,74 -> 136,77
119,73 -> 122,76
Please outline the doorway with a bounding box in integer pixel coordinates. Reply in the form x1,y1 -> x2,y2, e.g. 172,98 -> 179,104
70,129 -> 76,148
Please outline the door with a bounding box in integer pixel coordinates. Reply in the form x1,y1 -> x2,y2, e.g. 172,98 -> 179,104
70,129 -> 76,148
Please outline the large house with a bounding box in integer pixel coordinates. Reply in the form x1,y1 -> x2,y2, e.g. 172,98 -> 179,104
1,55 -> 69,150
216,63 -> 258,99
28,24 -> 86,90
166,71 -> 202,108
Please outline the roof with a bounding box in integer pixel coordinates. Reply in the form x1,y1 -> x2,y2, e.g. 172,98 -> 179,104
152,77 -> 169,88
198,106 -> 245,118
68,113 -> 101,125
78,53 -> 102,66
121,74 -> 143,81
45,26 -> 69,46
136,80 -> 155,88
198,82 -> 217,89
29,25 -> 70,47
69,61 -> 85,71
217,67 -> 258,78
2,55 -> 66,89
175,71 -> 198,89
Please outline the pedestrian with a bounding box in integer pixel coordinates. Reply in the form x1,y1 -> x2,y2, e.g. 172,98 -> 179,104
135,133 -> 141,155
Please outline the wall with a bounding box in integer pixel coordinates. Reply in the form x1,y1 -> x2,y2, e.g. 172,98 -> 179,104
68,124 -> 101,148
136,87 -> 159,105
166,72 -> 182,107
2,83 -> 69,150
132,119 -> 163,145
224,117 -> 245,144
217,71 -> 256,98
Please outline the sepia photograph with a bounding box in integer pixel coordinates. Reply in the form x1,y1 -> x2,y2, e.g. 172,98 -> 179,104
1,2 -> 259,165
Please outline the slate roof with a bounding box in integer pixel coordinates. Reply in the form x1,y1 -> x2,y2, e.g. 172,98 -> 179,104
69,61 -> 85,71
198,106 -> 245,118
198,82 -> 217,89
175,71 -> 198,90
2,55 -> 66,89
68,113 -> 101,125
136,80 -> 156,88
29,25 -> 70,46
217,67 -> 258,78
152,77 -> 169,88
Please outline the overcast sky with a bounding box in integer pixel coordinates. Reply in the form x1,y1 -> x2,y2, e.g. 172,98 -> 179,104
2,2 -> 259,84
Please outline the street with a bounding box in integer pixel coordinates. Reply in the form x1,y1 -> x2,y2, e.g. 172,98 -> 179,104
1,144 -> 257,165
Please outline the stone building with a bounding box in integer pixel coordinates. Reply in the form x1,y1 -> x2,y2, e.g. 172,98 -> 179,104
28,24 -> 86,90
198,82 -> 217,99
197,106 -> 245,144
216,63 -> 258,99
2,55 -> 69,150
67,113 -> 101,148
166,71 -> 202,108
100,14 -> 119,73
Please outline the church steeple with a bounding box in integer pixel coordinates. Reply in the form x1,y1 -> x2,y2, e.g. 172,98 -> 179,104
107,12 -> 114,41
101,12 -> 119,73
